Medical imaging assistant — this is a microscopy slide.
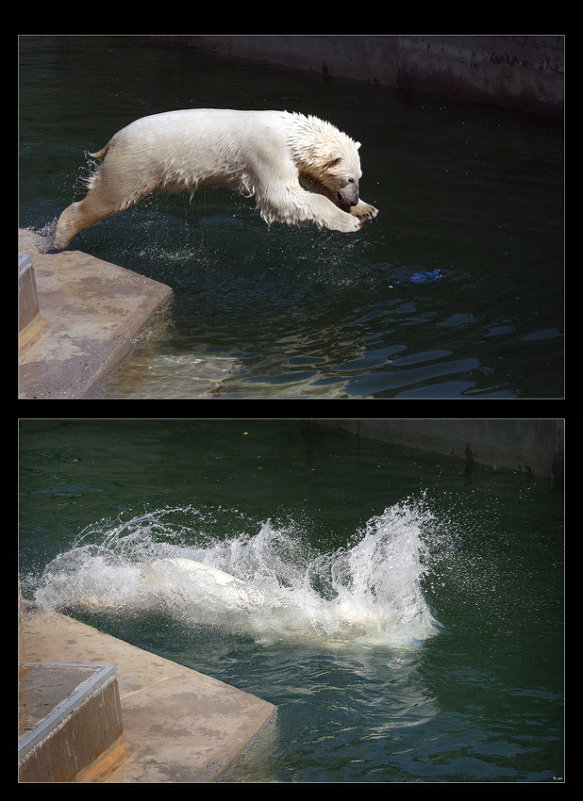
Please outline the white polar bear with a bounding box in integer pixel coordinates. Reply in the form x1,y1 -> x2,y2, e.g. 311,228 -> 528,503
53,109 -> 378,249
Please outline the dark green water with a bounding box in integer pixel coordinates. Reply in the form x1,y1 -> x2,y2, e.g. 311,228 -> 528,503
19,420 -> 564,782
19,36 -> 563,398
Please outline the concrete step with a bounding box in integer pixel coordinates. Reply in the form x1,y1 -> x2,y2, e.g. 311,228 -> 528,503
18,254 -> 39,332
18,228 -> 173,398
18,662 -> 123,782
19,606 -> 276,782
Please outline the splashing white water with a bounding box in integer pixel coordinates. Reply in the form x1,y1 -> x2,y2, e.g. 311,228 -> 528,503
31,502 -> 440,647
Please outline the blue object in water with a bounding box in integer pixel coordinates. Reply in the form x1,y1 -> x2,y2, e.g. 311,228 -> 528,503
410,269 -> 442,283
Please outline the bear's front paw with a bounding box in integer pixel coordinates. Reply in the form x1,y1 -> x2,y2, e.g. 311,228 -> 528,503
335,214 -> 363,233
351,201 -> 378,221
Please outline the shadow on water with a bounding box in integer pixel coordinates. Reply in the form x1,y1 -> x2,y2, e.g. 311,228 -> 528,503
19,36 -> 564,397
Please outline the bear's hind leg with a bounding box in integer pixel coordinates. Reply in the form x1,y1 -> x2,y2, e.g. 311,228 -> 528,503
54,198 -> 99,249
54,180 -> 131,249
54,153 -> 155,248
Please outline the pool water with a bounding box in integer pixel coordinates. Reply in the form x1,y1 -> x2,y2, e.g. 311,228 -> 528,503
19,420 -> 564,782
19,36 -> 563,398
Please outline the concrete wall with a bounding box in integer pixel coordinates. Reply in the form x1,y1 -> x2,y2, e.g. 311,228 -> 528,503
18,254 -> 39,332
311,419 -> 564,481
163,35 -> 564,119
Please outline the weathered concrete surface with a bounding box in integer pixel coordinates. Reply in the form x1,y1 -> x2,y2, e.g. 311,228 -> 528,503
18,228 -> 173,399
396,35 -> 564,119
171,35 -> 564,118
312,419 -> 564,481
20,606 -> 276,782
19,663 -> 123,782
18,254 -> 39,331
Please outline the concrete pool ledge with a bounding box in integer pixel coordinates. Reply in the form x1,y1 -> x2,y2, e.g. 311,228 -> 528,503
18,228 -> 173,399
19,605 -> 277,782
19,662 -> 124,782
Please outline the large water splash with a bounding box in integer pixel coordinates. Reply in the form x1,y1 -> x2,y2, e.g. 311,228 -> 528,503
30,501 -> 440,647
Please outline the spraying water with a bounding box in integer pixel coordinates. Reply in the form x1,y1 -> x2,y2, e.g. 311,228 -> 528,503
31,501 -> 440,647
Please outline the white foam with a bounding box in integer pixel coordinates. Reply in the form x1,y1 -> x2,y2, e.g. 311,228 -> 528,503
31,502 -> 440,647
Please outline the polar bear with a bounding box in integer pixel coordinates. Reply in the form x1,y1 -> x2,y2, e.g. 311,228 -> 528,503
53,109 -> 378,249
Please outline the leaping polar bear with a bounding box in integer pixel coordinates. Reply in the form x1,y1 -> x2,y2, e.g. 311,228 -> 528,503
53,109 -> 378,248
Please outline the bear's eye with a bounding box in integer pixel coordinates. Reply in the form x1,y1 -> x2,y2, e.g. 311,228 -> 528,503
347,178 -> 355,184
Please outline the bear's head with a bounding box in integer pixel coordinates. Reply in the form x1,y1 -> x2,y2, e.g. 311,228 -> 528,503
323,147 -> 362,211
289,114 -> 364,211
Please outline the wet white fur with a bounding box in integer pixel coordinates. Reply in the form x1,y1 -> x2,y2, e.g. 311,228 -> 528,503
54,109 -> 378,248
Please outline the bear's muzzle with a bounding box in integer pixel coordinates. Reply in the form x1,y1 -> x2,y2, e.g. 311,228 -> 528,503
337,182 -> 359,212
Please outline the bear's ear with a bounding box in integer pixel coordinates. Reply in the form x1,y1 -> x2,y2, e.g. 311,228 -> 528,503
355,141 -> 361,150
327,152 -> 343,166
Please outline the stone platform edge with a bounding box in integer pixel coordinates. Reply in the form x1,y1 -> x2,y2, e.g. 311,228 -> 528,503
19,605 -> 277,782
18,228 -> 173,399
